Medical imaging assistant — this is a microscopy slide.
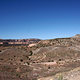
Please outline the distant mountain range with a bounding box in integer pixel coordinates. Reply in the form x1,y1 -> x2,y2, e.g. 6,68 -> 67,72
0,34 -> 80,46
0,39 -> 41,45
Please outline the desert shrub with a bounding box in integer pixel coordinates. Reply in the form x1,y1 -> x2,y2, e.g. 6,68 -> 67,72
0,58 -> 3,60
29,58 -> 30,60
26,56 -> 29,58
48,60 -> 50,62
48,66 -> 50,69
36,46 -> 38,48
59,59 -> 61,61
14,55 -> 16,57
30,50 -> 33,56
20,59 -> 23,62
11,59 -> 13,60
52,60 -> 54,62
26,62 -> 29,65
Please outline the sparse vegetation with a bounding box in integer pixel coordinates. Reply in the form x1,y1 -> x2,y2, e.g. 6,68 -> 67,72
0,35 -> 80,79
58,74 -> 63,80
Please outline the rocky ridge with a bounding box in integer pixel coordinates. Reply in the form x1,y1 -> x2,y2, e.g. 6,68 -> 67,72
0,39 -> 41,45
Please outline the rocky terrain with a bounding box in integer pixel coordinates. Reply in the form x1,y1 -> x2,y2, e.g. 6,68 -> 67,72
0,39 -> 41,45
0,34 -> 80,80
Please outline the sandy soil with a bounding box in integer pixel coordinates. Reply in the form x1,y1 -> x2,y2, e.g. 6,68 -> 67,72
68,75 -> 80,80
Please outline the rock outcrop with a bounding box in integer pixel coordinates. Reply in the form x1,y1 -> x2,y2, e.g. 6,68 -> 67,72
0,39 -> 41,45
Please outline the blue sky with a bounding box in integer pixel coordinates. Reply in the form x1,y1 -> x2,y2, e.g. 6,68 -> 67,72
0,0 -> 80,39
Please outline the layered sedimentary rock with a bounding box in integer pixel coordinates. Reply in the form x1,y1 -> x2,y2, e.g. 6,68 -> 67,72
0,39 -> 41,45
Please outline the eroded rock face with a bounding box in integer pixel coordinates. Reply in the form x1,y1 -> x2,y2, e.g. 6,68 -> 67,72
32,46 -> 58,54
35,34 -> 80,48
0,39 -> 41,45
28,43 -> 37,47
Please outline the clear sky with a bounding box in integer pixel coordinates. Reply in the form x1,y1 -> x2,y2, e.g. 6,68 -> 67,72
0,0 -> 80,40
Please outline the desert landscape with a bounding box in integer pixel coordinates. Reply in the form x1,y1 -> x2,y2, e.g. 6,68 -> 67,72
0,34 -> 80,80
1,0 -> 80,79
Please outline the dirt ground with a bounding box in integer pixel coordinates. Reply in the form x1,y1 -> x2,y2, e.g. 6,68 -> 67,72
68,75 -> 80,80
